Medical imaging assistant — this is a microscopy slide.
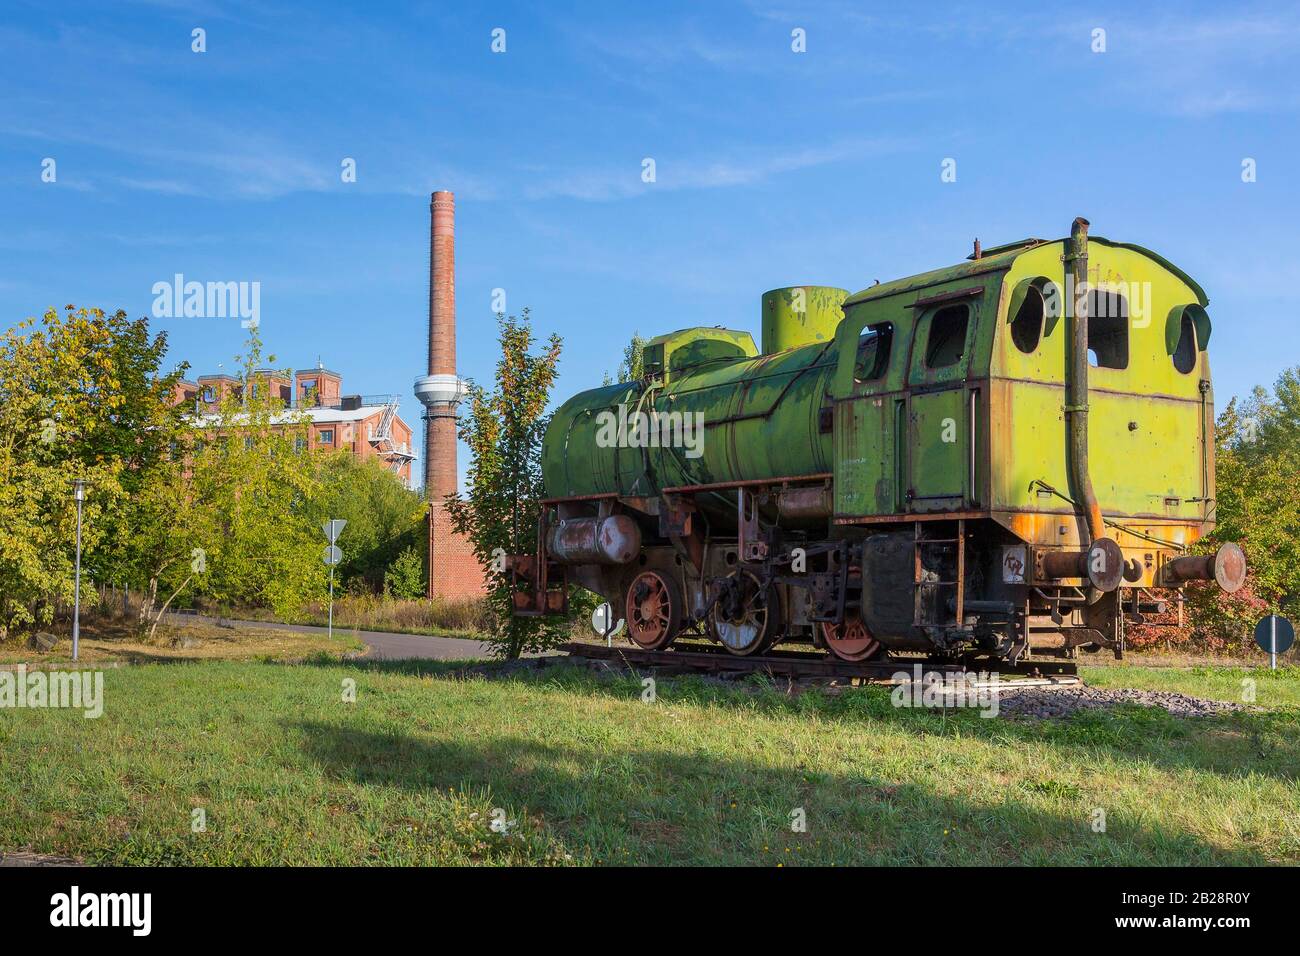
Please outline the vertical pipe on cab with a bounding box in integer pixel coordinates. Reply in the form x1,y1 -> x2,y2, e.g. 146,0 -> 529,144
1066,217 -> 1105,544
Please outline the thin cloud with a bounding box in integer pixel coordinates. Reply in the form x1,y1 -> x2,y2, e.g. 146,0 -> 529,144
520,137 -> 909,202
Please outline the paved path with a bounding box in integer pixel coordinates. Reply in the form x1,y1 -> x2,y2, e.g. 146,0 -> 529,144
170,613 -> 494,661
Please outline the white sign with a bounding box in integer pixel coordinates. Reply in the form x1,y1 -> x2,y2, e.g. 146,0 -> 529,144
322,519 -> 347,544
591,603 -> 625,637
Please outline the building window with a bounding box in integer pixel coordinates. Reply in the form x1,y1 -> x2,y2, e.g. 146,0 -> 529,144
1086,290 -> 1129,369
295,437 -> 307,453
925,304 -> 970,369
202,386 -> 214,403
853,323 -> 893,382
319,429 -> 334,445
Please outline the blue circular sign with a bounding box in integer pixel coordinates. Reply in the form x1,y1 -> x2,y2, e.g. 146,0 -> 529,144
1254,615 -> 1295,654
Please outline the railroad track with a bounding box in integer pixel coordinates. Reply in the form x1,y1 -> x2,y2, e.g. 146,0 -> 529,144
559,641 -> 1079,686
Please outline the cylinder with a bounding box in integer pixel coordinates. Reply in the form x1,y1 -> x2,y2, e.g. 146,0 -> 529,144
777,486 -> 833,521
761,286 -> 848,354
547,515 -> 642,565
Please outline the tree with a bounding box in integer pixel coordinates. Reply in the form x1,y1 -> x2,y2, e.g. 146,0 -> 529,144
603,331 -> 647,385
384,545 -> 426,599
151,327 -> 325,627
310,453 -> 426,593
445,310 -> 574,658
0,307 -> 186,636
1183,373 -> 1300,649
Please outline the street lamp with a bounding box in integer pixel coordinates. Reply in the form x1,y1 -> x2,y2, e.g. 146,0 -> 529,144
70,478 -> 88,663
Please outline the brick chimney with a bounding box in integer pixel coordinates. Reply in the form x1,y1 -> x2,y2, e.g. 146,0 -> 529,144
419,190 -> 459,498
413,191 -> 482,600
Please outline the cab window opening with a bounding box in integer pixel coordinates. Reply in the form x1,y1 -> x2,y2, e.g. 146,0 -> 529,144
1010,285 -> 1045,354
1086,289 -> 1129,370
1172,313 -> 1198,374
925,304 -> 969,369
853,322 -> 894,382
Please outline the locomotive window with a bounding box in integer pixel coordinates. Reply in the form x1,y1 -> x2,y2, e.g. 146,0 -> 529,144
1010,285 -> 1045,354
853,322 -> 893,382
1172,313 -> 1198,374
925,304 -> 969,368
1086,289 -> 1129,369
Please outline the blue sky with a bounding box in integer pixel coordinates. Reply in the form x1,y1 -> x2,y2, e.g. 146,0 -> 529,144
4,1 -> 1299,492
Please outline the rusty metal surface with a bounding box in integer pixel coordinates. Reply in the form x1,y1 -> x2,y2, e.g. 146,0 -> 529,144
547,514 -> 641,565
1160,542 -> 1247,592
912,285 -> 986,308
776,484 -> 833,521
661,472 -> 833,495
1036,539 -> 1123,591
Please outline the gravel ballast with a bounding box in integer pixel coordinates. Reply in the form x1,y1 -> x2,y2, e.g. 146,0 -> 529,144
993,684 -> 1245,719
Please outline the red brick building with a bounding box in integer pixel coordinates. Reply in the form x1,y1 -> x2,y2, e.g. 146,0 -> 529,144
176,365 -> 416,485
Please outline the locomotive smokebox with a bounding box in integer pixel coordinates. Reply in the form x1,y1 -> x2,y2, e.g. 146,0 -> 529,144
547,515 -> 642,565
761,286 -> 848,354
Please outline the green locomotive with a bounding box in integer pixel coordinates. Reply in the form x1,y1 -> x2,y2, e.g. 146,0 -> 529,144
509,218 -> 1246,662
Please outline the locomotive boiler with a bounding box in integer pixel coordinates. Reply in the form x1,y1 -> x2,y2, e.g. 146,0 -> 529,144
508,218 -> 1246,663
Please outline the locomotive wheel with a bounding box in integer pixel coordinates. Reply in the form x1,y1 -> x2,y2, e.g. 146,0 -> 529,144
710,570 -> 783,657
820,615 -> 883,662
625,569 -> 683,650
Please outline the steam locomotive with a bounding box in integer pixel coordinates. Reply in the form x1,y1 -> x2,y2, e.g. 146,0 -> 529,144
509,218 -> 1245,663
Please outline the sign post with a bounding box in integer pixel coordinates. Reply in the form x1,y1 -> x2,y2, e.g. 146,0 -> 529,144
322,520 -> 347,642
70,479 -> 88,663
591,603 -> 624,647
1253,614 -> 1294,671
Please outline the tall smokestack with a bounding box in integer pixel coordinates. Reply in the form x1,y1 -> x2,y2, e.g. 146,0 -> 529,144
414,190 -> 464,501
415,190 -> 484,603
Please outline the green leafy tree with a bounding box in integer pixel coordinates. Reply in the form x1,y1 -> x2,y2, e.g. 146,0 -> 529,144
619,332 -> 647,383
1184,373 -> 1300,650
445,310 -> 574,658
310,453 -> 426,592
384,545 -> 426,599
153,327 -> 325,629
602,331 -> 647,385
0,307 -> 185,636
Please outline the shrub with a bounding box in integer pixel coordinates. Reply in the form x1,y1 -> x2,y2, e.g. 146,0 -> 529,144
384,546 -> 426,600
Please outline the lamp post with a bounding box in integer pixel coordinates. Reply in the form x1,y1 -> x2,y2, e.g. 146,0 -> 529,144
70,478 -> 87,663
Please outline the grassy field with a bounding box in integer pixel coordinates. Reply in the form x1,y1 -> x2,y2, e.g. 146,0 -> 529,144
0,618 -> 365,666
2,653 -> 1297,866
